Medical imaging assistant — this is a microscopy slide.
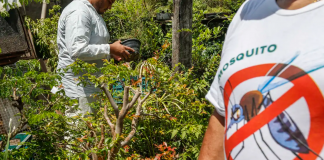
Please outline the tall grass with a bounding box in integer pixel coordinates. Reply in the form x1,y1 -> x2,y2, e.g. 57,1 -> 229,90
3,118 -> 12,160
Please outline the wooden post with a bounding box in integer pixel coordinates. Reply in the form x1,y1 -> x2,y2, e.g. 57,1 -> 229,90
40,0 -> 47,19
40,0 -> 48,72
172,0 -> 193,70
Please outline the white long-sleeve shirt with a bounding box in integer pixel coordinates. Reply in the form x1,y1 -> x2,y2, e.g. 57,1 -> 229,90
56,0 -> 110,98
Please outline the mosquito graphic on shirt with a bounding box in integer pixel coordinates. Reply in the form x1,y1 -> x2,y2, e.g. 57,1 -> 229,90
220,52 -> 324,160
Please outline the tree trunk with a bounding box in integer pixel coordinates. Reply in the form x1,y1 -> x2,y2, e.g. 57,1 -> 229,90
172,0 -> 193,70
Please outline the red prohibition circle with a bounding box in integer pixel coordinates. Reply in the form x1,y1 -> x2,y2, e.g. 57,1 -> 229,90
222,63 -> 324,160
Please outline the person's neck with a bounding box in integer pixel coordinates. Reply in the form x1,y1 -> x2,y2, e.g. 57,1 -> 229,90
276,0 -> 316,9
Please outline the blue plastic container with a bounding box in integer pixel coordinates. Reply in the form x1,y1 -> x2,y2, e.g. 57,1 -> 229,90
112,76 -> 154,104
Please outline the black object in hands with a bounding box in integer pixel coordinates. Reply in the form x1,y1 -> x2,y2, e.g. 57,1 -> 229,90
121,39 -> 141,62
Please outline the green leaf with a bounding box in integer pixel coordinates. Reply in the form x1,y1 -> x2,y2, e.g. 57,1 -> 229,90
105,137 -> 112,145
181,131 -> 187,139
195,131 -> 200,138
171,129 -> 178,139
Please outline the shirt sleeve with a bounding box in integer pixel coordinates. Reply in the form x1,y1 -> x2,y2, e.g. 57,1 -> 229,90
65,10 -> 110,61
206,76 -> 226,117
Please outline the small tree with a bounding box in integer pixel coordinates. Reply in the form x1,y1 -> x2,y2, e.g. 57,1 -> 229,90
66,58 -> 172,159
63,55 -> 205,159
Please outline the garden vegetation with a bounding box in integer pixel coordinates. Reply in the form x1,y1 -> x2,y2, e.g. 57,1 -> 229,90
0,0 -> 243,159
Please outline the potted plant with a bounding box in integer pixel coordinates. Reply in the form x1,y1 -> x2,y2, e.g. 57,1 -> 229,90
120,38 -> 141,62
156,11 -> 172,21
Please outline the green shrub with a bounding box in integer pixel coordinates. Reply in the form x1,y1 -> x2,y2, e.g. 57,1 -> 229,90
104,0 -> 168,60
0,0 -> 246,159
25,5 -> 61,72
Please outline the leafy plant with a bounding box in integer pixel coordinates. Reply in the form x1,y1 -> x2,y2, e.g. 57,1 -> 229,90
0,0 -> 246,159
104,0 -> 167,60
154,142 -> 177,160
0,59 -> 73,159
25,5 -> 61,71
0,0 -> 46,17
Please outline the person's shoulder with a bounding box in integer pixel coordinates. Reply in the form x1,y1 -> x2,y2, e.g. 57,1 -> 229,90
61,0 -> 90,17
222,0 -> 269,53
239,0 -> 268,18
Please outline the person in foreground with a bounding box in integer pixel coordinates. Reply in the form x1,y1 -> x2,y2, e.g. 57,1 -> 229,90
199,0 -> 324,159
55,0 -> 134,117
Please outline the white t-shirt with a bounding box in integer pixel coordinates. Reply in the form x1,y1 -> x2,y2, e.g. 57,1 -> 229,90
206,0 -> 324,159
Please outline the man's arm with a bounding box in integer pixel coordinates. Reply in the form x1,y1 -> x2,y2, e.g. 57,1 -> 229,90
199,110 -> 225,160
64,10 -> 111,61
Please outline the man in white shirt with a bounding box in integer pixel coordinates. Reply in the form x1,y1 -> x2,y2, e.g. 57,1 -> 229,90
56,0 -> 134,117
200,0 -> 324,159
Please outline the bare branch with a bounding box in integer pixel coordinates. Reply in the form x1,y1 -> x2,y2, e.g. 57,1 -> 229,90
80,145 -> 87,152
91,153 -> 98,160
44,97 -> 60,111
121,89 -> 152,147
85,121 -> 94,131
114,117 -> 123,135
110,86 -> 153,157
24,83 -> 37,97
101,83 -> 119,117
115,89 -> 140,135
122,86 -> 130,110
41,93 -> 51,105
108,150 -> 112,160
90,130 -> 98,147
121,99 -> 142,147
98,124 -> 105,149
129,87 -> 136,94
121,121 -> 138,146
86,141 -> 90,150
142,90 -> 152,102
86,130 -> 96,149
12,87 -> 19,101
104,105 -> 115,134
126,90 -> 141,111
52,97 -> 61,105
